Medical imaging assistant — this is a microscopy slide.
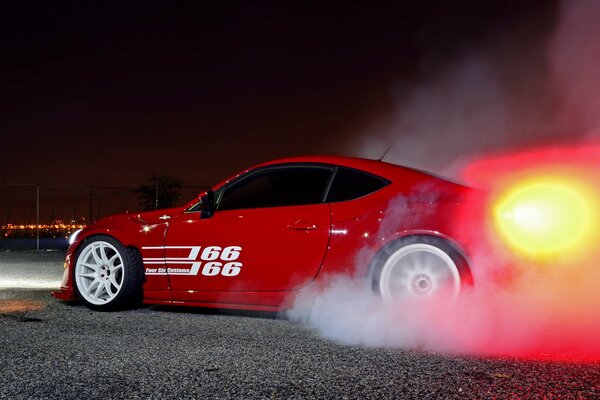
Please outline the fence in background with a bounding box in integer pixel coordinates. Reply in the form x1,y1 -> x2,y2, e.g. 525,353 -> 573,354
0,184 -> 206,250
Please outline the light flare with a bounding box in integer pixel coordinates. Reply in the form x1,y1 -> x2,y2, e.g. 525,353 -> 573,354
492,175 -> 599,259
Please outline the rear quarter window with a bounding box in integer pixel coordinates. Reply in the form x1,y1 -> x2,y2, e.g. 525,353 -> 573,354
326,167 -> 389,202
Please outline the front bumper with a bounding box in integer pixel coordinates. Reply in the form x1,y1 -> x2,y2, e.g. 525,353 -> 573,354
51,288 -> 76,301
51,251 -> 77,301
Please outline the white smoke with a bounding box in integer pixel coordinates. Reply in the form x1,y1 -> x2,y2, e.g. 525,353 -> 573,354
353,0 -> 600,178
550,0 -> 600,132
288,249 -> 600,357
289,0 -> 600,358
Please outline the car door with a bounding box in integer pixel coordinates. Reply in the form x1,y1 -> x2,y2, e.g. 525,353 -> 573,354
163,164 -> 333,295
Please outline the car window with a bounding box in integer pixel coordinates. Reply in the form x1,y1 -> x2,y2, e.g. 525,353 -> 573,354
217,166 -> 333,210
326,167 -> 389,202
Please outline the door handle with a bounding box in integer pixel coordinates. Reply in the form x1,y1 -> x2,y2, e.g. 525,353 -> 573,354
288,220 -> 318,231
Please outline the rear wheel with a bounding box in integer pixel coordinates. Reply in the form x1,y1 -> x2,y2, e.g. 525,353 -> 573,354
371,236 -> 471,303
73,235 -> 143,311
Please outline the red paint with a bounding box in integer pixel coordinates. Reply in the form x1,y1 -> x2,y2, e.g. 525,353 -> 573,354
52,156 -> 472,310
52,151 -> 600,359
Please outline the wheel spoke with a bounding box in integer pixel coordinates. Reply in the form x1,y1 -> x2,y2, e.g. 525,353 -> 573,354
100,243 -> 111,264
87,279 -> 100,295
109,273 -> 121,289
105,282 -> 114,297
80,262 -> 99,271
417,256 -> 435,274
77,271 -> 96,279
112,267 -> 123,287
392,258 -> 408,275
91,246 -> 103,265
93,281 -> 105,299
108,254 -> 119,267
416,251 -> 429,271
415,252 -> 427,271
433,266 -> 450,279
390,276 -> 407,292
415,253 -> 440,276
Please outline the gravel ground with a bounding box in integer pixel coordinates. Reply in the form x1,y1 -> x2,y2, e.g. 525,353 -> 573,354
1,251 -> 599,399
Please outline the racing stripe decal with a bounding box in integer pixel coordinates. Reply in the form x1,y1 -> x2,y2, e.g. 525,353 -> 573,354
142,246 -> 242,277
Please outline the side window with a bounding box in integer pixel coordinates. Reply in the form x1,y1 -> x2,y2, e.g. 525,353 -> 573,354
217,166 -> 333,210
326,167 -> 389,202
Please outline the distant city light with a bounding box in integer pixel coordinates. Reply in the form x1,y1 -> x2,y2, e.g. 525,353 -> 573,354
0,222 -> 86,239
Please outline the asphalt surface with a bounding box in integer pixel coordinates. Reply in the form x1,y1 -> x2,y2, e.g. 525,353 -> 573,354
1,251 -> 600,399
0,250 -> 64,290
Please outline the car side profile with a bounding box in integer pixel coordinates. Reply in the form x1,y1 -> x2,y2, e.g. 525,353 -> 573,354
53,156 -> 474,311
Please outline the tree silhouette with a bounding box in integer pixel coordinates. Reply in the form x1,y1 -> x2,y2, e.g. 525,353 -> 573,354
136,175 -> 183,211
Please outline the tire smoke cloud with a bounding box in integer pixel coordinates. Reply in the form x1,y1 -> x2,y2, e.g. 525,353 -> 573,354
288,152 -> 600,358
288,260 -> 600,359
289,1 -> 600,359
352,0 -> 600,178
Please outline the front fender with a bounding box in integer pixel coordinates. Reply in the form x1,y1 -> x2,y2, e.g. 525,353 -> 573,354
53,217 -> 169,302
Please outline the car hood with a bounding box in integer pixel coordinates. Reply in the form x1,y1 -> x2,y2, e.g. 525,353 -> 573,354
92,207 -> 182,227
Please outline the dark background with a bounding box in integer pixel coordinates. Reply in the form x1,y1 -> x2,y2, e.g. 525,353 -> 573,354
1,1 -> 558,187
3,1 -> 576,226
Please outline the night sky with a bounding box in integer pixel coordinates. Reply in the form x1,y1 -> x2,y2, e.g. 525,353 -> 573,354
1,1 -> 559,190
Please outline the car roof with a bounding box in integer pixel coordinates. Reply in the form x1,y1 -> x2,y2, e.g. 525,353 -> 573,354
186,155 -> 470,210
250,156 -> 467,187
254,156 -> 403,176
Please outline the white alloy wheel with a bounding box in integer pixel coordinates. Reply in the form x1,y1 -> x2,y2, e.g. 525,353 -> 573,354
378,243 -> 461,302
75,240 -> 125,306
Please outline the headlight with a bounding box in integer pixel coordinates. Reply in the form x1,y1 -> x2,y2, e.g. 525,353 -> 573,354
69,229 -> 83,246
492,175 -> 599,259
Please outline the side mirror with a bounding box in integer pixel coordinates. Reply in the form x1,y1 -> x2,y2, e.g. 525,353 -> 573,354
199,189 -> 215,219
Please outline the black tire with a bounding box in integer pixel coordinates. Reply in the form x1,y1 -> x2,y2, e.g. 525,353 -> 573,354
370,235 -> 472,302
72,235 -> 144,311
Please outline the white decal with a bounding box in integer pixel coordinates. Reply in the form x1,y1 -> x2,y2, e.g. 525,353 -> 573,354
142,246 -> 243,277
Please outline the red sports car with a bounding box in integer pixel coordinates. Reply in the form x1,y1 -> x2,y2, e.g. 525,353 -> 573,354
53,156 -> 475,311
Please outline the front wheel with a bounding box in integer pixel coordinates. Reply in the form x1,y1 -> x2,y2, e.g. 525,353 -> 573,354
371,236 -> 471,303
73,235 -> 143,311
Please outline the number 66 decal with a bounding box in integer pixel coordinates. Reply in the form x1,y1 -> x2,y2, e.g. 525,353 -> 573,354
200,246 -> 243,277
